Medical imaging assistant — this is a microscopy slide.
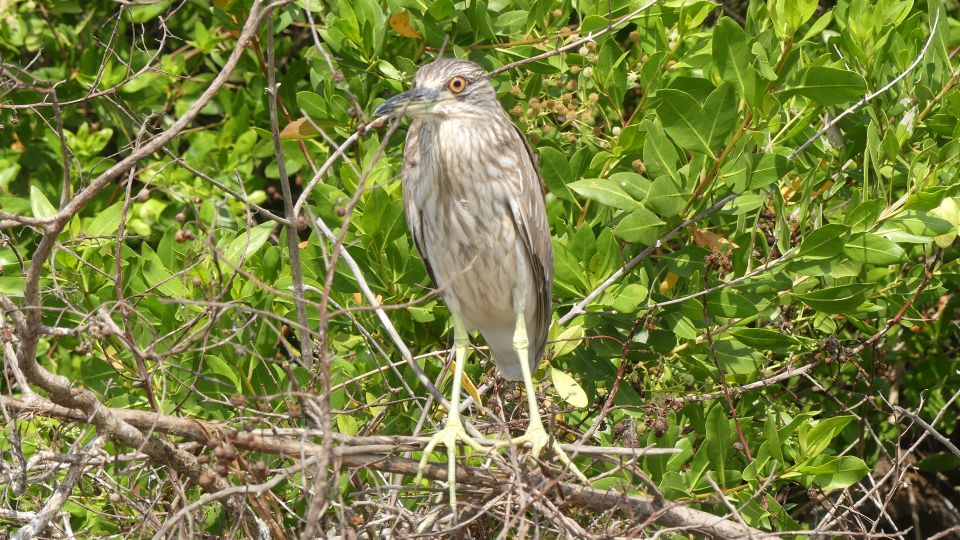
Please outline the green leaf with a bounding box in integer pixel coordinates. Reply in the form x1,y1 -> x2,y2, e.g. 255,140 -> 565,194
87,201 -> 125,237
713,339 -> 768,375
770,0 -> 818,38
337,413 -> 360,436
799,415 -> 854,458
550,367 -> 588,408
748,153 -> 791,190
665,437 -> 694,473
713,18 -> 756,105
0,276 -> 25,295
568,178 -> 641,210
931,197 -> 960,247
206,355 -> 242,393
705,291 -> 759,318
224,222 -> 276,266
657,85 -> 737,158
657,89 -> 713,156
799,224 -> 849,259
644,176 -> 686,218
297,91 -> 337,126
30,185 -> 57,219
842,232 -> 907,265
539,146 -> 573,198
614,207 -> 665,244
784,67 -> 868,106
796,284 -> 872,314
730,328 -> 799,353
643,122 -> 680,182
765,414 -> 783,463
845,199 -> 884,233
916,452 -> 960,472
141,244 -> 186,297
705,404 -> 730,486
812,456 -> 869,490
552,324 -> 585,358
889,211 -> 953,238
702,84 -> 738,151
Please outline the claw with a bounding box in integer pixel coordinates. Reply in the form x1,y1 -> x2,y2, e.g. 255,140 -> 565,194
494,421 -> 588,482
415,416 -> 487,510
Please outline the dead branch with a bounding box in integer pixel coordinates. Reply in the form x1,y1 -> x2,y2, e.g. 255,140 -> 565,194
0,394 -> 766,539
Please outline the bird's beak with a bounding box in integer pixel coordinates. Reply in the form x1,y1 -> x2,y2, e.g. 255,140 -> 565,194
374,87 -> 440,118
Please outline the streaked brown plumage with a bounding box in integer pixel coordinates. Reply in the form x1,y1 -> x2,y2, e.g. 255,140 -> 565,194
396,58 -> 551,381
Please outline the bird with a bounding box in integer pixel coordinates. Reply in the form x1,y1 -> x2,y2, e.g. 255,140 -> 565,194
374,58 -> 586,509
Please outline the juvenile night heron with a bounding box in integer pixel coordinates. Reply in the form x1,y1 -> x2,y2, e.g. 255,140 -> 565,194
374,58 -> 586,507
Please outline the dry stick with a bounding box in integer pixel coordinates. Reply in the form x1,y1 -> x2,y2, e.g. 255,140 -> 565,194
301,127 -> 405,534
559,193 -> 737,326
818,386 -> 960,533
1,395 -> 677,460
789,7 -> 941,159
488,0 -> 660,77
292,129 -> 362,218
891,405 -> 960,459
847,253 -> 939,358
12,436 -> 105,540
264,18 -> 337,534
1,396 -> 758,539
266,18 -> 313,372
677,363 -> 815,404
263,16 -> 329,533
11,0 -> 294,527
705,471 -> 755,540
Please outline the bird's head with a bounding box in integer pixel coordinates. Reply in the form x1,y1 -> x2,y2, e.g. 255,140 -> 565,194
374,58 -> 499,121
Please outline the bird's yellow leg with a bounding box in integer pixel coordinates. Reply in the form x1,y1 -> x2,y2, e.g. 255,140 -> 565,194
415,317 -> 486,510
496,315 -> 588,482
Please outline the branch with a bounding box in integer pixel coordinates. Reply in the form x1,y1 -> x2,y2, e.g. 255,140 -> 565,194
891,405 -> 960,459
559,193 -> 737,326
11,0 -> 295,527
12,436 -> 105,540
789,7 -> 941,159
2,394 -> 765,540
488,1 -> 660,77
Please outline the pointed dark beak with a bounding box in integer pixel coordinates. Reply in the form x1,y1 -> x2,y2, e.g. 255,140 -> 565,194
374,87 -> 439,117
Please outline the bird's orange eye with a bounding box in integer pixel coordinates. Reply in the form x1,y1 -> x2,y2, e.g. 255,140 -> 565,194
448,76 -> 467,94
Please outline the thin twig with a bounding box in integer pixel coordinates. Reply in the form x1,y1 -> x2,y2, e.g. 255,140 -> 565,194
789,7 -> 941,159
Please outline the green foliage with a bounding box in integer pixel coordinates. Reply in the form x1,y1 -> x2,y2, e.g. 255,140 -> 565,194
1,0 -> 959,536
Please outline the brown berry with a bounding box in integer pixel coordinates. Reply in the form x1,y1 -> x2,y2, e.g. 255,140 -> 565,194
199,472 -> 216,488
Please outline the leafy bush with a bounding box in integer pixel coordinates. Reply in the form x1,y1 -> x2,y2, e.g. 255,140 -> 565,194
1,0 -> 958,537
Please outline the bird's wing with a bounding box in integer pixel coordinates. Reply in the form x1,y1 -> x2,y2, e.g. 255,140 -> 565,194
402,124 -> 439,288
509,123 -> 554,363
412,209 -> 438,287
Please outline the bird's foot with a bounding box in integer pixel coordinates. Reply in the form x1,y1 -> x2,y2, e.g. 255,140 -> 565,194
415,416 -> 488,510
495,422 -> 588,482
